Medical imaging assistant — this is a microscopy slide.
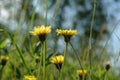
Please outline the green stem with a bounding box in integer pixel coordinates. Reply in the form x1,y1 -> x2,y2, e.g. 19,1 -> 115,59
3,28 -> 31,75
103,71 -> 107,80
9,33 -> 31,75
99,21 -> 120,61
37,47 -> 43,79
60,69 -> 62,80
60,42 -> 68,80
14,0 -> 29,36
21,0 -> 39,57
15,43 -> 31,75
64,42 -> 68,67
0,66 -> 4,80
13,42 -> 31,75
59,70 -> 61,80
69,42 -> 83,70
94,20 -> 120,75
89,0 -> 96,80
43,0 -> 48,78
45,0 -> 48,25
43,41 -> 46,79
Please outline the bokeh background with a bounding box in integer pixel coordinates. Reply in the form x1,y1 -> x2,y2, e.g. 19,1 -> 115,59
0,0 -> 120,79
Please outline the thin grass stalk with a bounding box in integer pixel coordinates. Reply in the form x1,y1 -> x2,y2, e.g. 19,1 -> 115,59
13,56 -> 16,80
15,0 -> 29,35
89,0 -> 97,50
99,20 -> 120,61
21,0 -> 39,50
114,34 -> 120,63
39,0 -> 48,79
52,0 -> 61,21
94,20 -> 120,74
13,1 -> 17,79
60,42 -> 68,80
69,42 -> 83,70
14,41 -> 31,75
3,29 -> 31,75
45,0 -> 48,25
69,42 -> 91,79
88,0 -> 97,79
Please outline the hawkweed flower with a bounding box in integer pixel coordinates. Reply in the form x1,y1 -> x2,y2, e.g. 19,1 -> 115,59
56,29 -> 77,43
30,25 -> 51,42
105,61 -> 110,71
0,56 -> 9,66
77,70 -> 87,80
50,55 -> 64,71
23,75 -> 36,80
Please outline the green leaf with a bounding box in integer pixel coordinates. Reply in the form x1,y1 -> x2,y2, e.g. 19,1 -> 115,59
0,39 -> 10,48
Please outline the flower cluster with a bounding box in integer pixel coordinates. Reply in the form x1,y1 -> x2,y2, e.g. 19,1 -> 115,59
30,26 -> 77,43
30,25 -> 79,77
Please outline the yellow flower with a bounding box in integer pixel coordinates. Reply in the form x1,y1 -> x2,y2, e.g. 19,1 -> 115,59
30,25 -> 51,35
56,29 -> 77,42
30,25 -> 51,42
77,70 -> 87,80
50,55 -> 64,64
77,70 -> 87,76
23,75 -> 36,80
56,29 -> 77,36
105,61 -> 110,71
0,56 -> 9,60
50,55 -> 64,70
0,56 -> 9,66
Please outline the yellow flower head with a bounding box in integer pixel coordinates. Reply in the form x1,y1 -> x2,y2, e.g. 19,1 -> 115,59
105,61 -> 110,65
50,55 -> 64,64
50,55 -> 64,70
30,25 -> 51,42
77,70 -> 87,76
105,61 -> 110,71
23,75 -> 36,80
56,29 -> 77,42
30,25 -> 51,36
0,56 -> 9,66
0,56 -> 9,61
56,29 -> 77,36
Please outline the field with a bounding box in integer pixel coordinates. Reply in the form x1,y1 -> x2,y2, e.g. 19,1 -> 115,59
0,0 -> 120,80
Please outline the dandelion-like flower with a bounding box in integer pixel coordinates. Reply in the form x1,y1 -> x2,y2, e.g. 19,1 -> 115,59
56,29 -> 77,42
50,55 -> 64,70
77,70 -> 87,80
105,61 -> 110,71
30,25 -> 51,42
0,56 -> 9,66
23,75 -> 36,80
